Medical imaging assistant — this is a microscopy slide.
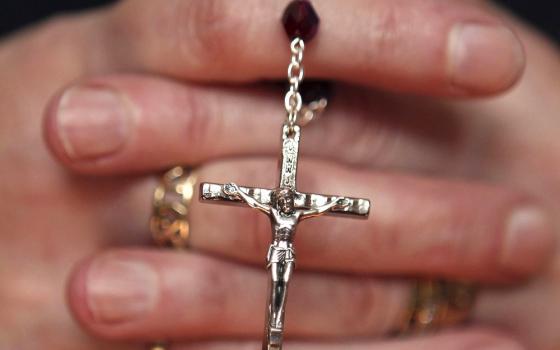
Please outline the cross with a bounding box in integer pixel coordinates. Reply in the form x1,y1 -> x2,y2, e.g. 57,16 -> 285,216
199,124 -> 371,350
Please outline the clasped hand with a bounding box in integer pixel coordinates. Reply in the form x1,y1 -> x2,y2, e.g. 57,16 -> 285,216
1,1 -> 559,350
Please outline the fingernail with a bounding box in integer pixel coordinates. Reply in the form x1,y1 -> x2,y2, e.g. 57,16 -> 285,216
501,206 -> 554,274
86,255 -> 159,324
56,86 -> 133,160
448,23 -> 525,92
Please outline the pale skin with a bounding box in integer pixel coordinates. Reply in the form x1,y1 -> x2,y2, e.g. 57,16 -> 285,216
1,0 -> 560,349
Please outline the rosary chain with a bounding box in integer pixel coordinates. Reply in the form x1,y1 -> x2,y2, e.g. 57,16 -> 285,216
285,38 -> 305,127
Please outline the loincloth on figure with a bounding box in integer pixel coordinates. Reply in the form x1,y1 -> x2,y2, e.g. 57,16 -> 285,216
266,245 -> 296,267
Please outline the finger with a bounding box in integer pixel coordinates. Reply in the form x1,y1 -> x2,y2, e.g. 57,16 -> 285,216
68,249 -> 525,349
173,329 -> 524,350
43,75 -> 488,175
68,249 -> 409,341
186,158 -> 554,282
43,76 -> 282,173
44,75 -> 554,281
76,156 -> 555,282
101,0 -> 524,96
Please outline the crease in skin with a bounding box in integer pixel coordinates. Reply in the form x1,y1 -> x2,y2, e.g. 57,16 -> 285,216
309,87 -> 468,174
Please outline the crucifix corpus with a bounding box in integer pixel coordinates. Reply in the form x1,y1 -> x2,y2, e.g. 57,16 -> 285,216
200,125 -> 371,349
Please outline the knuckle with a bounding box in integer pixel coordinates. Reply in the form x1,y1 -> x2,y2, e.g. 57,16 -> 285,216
108,0 -> 239,72
345,117 -> 398,166
189,259 -> 230,316
342,283 -> 379,332
321,92 -> 399,166
182,0 -> 247,72
361,1 -> 401,64
180,87 -> 221,159
336,282 -> 400,335
109,0 -> 256,74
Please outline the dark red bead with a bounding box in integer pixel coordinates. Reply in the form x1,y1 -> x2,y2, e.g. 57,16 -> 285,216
282,0 -> 320,42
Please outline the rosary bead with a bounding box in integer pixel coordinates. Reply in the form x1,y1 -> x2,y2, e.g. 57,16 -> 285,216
282,0 -> 320,42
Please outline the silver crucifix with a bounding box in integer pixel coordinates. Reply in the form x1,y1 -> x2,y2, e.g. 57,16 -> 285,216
200,124 -> 371,349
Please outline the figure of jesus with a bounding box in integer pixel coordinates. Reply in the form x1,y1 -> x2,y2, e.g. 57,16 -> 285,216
223,183 -> 349,331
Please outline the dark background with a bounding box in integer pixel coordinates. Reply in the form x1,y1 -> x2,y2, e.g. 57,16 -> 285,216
0,0 -> 558,43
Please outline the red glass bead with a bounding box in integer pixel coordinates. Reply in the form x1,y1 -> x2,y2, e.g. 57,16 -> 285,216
282,0 -> 320,42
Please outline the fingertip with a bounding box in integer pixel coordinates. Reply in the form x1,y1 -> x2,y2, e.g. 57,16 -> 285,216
43,87 -> 73,168
43,81 -> 135,173
66,255 -> 96,333
66,250 -> 162,340
499,203 -> 557,277
447,23 -> 526,95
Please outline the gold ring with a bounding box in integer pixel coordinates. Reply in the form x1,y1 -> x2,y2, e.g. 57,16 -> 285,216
149,167 -> 197,349
401,280 -> 477,333
150,166 -> 197,248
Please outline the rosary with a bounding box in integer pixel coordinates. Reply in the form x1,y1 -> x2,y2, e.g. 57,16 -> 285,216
199,1 -> 371,349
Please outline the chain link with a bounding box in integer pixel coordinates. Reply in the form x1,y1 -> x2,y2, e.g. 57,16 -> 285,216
285,38 -> 305,128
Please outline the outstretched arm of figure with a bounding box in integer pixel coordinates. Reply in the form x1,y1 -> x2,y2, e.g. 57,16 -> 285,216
300,197 -> 349,220
224,183 -> 271,215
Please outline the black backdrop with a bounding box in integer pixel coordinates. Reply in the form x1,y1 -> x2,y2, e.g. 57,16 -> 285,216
1,1 -> 559,43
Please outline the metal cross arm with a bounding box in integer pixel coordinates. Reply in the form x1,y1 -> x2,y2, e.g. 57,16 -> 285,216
200,183 -> 371,219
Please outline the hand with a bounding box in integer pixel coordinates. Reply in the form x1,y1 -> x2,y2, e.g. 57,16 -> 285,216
52,1 -> 556,349
1,1 -> 559,350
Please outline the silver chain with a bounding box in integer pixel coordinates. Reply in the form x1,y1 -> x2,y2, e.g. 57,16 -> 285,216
284,38 -> 328,129
284,38 -> 305,128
